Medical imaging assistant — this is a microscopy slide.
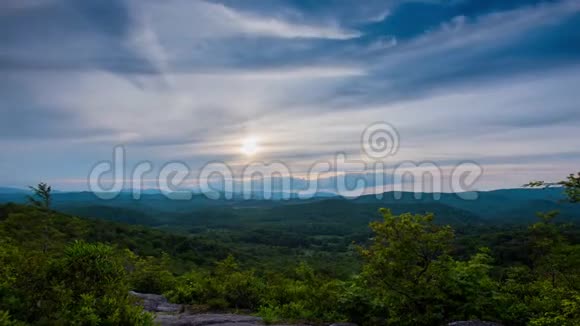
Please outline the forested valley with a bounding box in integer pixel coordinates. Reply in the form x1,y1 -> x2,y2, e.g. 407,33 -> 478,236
1,174 -> 580,325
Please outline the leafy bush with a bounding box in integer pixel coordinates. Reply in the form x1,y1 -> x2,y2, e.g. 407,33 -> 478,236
0,240 -> 153,325
256,263 -> 347,322
166,255 -> 264,310
39,241 -> 153,325
128,252 -> 176,294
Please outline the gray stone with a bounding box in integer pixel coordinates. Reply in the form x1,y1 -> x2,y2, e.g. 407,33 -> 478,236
154,313 -> 263,326
131,291 -> 349,326
448,322 -> 502,326
130,291 -> 182,313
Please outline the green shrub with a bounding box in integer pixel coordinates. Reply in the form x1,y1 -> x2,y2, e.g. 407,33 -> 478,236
0,241 -> 153,325
166,255 -> 264,310
128,252 -> 176,294
42,241 -> 154,325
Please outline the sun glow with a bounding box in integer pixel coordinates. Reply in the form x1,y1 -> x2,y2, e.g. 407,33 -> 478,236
240,137 -> 259,156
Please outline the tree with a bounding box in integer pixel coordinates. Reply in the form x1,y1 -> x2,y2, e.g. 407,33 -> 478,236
526,172 -> 580,203
27,182 -> 52,209
508,173 -> 580,325
27,183 -> 53,253
561,172 -> 580,203
359,208 -> 455,325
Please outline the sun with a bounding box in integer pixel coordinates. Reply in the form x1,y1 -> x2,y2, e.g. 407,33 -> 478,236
240,137 -> 259,156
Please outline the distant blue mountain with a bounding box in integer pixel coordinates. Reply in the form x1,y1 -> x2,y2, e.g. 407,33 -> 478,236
0,186 -> 576,225
0,187 -> 29,194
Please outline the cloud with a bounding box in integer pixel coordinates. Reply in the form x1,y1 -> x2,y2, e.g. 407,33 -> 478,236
363,9 -> 391,23
0,0 -> 55,12
190,66 -> 366,80
1,0 -> 579,190
0,0 -> 163,78
321,0 -> 580,109
140,0 -> 361,40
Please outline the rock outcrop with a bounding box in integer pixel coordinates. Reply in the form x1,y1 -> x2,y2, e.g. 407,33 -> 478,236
130,291 -> 182,313
131,291 -> 502,326
154,313 -> 264,326
448,322 -> 502,326
131,291 -> 267,326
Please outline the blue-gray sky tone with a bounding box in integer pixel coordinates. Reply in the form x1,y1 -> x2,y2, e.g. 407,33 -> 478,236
1,0 -> 579,190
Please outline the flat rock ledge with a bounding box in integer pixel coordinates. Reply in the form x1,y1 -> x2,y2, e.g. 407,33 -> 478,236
130,291 -> 272,326
448,322 -> 502,326
130,291 -> 182,314
154,313 -> 264,326
130,291 -> 501,326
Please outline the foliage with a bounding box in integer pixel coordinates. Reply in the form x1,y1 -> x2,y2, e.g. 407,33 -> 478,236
128,252 -> 176,294
561,172 -> 580,203
0,239 -> 153,325
27,182 -> 52,209
526,171 -> 580,203
358,209 -> 450,324
358,209 -> 497,325
0,310 -> 25,326
0,172 -> 579,326
166,255 -> 264,310
256,262 -> 346,322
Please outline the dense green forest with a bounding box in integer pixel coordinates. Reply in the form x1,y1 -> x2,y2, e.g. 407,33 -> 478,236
1,174 -> 580,325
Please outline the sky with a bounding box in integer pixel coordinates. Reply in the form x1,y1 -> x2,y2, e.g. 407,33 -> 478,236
1,0 -> 580,192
